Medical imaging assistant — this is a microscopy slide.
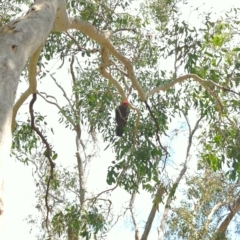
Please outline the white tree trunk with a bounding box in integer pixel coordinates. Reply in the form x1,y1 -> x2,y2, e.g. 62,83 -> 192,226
0,0 -> 137,236
0,0 -> 68,234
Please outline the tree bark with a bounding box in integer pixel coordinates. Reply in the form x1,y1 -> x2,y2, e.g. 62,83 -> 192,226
141,184 -> 165,240
216,197 -> 240,236
0,0 -> 67,234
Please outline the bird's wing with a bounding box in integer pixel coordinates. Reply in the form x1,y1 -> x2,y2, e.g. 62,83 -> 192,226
116,106 -> 122,123
126,107 -> 130,118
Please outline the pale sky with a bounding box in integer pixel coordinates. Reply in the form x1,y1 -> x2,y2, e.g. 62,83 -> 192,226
4,1 -> 240,239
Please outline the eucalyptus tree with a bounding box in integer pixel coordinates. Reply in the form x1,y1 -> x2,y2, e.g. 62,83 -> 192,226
1,0 -> 240,239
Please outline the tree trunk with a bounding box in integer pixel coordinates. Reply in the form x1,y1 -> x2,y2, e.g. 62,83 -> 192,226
0,0 -> 66,233
216,197 -> 240,237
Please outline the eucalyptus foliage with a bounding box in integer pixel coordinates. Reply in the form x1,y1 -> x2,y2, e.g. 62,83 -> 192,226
4,0 -> 240,239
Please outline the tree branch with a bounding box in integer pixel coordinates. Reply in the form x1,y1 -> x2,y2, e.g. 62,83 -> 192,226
50,74 -> 75,114
203,201 -> 225,234
100,45 -> 141,147
12,43 -> 44,130
29,93 -> 55,230
38,92 -> 76,127
69,18 -> 146,101
129,192 -> 140,240
70,56 -> 87,208
146,74 -> 224,110
157,114 -> 204,240
216,196 -> 240,235
141,184 -> 165,240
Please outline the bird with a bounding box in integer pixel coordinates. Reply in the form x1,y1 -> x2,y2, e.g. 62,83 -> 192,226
115,100 -> 130,137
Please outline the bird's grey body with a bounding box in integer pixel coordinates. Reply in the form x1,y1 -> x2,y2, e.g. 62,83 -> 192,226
115,102 -> 129,137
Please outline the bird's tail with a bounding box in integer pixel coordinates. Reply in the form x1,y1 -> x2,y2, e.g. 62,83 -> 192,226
116,127 -> 124,137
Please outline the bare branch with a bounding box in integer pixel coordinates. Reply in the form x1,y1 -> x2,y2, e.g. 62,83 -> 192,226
38,92 -> 75,127
157,114 -> 204,240
204,201 -> 225,233
50,74 -> 76,114
146,74 -> 226,110
100,45 -> 128,100
141,184 -> 165,240
84,159 -> 131,204
70,56 -> 87,208
129,192 -> 140,240
69,18 -> 146,100
29,93 -> 55,230
12,43 -> 44,130
110,60 -> 129,78
216,196 -> 240,235
64,32 -> 99,54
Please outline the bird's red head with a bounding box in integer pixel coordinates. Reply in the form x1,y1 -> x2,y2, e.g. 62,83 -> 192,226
122,100 -> 129,106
